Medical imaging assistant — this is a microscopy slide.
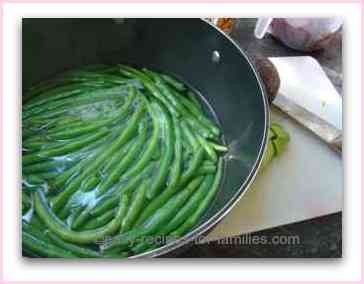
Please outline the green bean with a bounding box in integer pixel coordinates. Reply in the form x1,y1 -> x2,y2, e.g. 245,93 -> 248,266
209,141 -> 228,152
120,179 -> 149,233
51,97 -> 144,213
133,175 -> 214,252
185,116 -> 211,139
180,120 -> 199,151
81,175 -> 100,192
55,203 -> 81,225
57,201 -> 80,220
22,220 -> 51,242
178,147 -> 205,187
25,96 -> 121,122
26,102 -> 102,122
70,202 -> 95,229
28,214 -> 47,231
122,99 -> 160,179
22,159 -> 72,175
47,122 -> 108,140
160,175 -> 214,234
172,158 -> 223,236
186,91 -> 202,110
22,125 -> 48,138
24,82 -> 93,105
22,122 -> 56,141
38,172 -> 59,181
90,169 -> 151,217
99,246 -> 125,256
24,74 -> 113,99
70,204 -> 101,230
73,165 -> 149,227
146,101 -> 174,200
23,247 -> 40,257
22,128 -> 39,141
136,116 -> 182,224
22,204 -> 29,215
181,136 -> 193,155
175,91 -> 201,116
23,139 -> 67,153
160,73 -> 186,92
22,128 -> 109,166
24,84 -> 127,119
101,251 -> 129,258
24,82 -> 62,102
22,175 -> 48,190
34,190 -> 128,244
24,84 -> 92,110
151,144 -> 161,161
26,108 -> 72,121
132,175 -> 213,254
23,116 -> 57,128
150,72 -> 217,138
90,196 -> 120,217
22,231 -> 76,258
131,241 -> 158,255
61,70 -> 128,84
169,88 -> 220,138
37,172 -> 58,181
131,242 -> 149,255
119,65 -> 179,117
45,231 -> 101,258
174,92 -> 220,137
51,160 -> 84,190
143,69 -> 186,115
102,177 -> 203,250
195,164 -> 217,176
196,134 -> 218,162
130,177 -> 212,254
24,119 -> 83,143
50,132 -> 116,190
102,139 -> 135,173
80,209 -> 117,230
46,118 -> 91,134
95,120 -> 148,197
66,206 -> 85,224
57,175 -> 100,219
22,192 -> 32,211
74,165 -> 154,228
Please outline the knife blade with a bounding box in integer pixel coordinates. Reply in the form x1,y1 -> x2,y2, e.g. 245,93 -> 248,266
268,56 -> 342,154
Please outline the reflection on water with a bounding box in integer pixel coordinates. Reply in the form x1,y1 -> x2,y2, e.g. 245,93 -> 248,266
224,122 -> 256,170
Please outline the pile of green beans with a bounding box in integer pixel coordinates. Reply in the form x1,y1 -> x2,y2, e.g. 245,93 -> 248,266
22,64 -> 226,258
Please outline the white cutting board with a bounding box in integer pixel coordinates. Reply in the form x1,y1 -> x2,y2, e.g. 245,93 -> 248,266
204,107 -> 343,241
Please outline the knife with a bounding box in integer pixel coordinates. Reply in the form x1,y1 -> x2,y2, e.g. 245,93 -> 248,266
267,56 -> 342,154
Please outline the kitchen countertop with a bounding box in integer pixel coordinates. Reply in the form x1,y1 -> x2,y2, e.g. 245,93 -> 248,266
175,18 -> 342,258
177,212 -> 341,258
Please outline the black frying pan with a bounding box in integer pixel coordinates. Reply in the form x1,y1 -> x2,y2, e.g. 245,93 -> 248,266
22,18 -> 270,258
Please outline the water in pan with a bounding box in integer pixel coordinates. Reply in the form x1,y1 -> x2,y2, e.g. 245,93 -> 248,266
132,69 -> 228,257
22,64 -> 228,258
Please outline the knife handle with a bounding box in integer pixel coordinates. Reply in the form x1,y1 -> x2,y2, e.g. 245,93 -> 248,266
330,135 -> 342,154
253,56 -> 280,105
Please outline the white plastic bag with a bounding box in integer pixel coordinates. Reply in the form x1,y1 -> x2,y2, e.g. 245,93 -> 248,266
255,18 -> 343,51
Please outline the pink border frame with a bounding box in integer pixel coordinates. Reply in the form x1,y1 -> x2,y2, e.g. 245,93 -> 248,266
0,1 -> 361,283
